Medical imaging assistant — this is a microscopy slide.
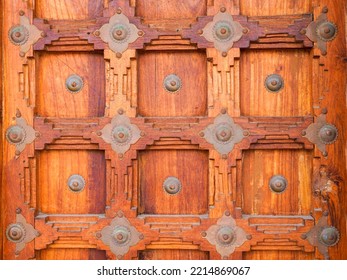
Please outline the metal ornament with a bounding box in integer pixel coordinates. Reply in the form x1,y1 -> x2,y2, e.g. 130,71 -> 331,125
6,213 -> 39,255
67,175 -> 86,193
269,175 -> 288,193
303,214 -> 340,259
163,74 -> 182,93
5,113 -> 38,157
265,74 -> 284,92
305,8 -> 337,54
302,113 -> 338,156
201,113 -> 246,155
202,212 -> 249,259
8,15 -> 43,56
98,211 -> 142,258
96,12 -> 143,54
65,75 -> 84,93
201,12 -> 243,53
98,113 -> 141,155
163,176 -> 182,195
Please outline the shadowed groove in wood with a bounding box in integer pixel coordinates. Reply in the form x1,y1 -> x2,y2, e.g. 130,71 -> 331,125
138,249 -> 209,260
36,248 -> 107,260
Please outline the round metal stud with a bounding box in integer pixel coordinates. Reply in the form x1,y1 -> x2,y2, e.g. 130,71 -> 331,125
316,21 -> 338,42
216,226 -> 236,247
269,175 -> 288,193
318,124 -> 338,144
67,174 -> 86,193
6,125 -> 26,145
213,21 -> 234,41
163,74 -> 182,93
163,176 -> 182,195
215,123 -> 234,143
319,226 -> 340,247
65,75 -> 84,93
8,25 -> 29,46
265,74 -> 284,92
112,226 -> 131,246
110,24 -> 130,43
111,125 -> 132,145
6,223 -> 25,243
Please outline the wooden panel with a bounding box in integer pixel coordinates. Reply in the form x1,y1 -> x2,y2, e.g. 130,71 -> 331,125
241,150 -> 312,215
36,52 -> 105,118
37,248 -> 107,260
243,250 -> 314,260
240,0 -> 310,16
138,51 -> 207,117
136,0 -> 206,24
37,150 -> 106,214
139,150 -> 208,215
240,50 -> 312,117
138,249 -> 209,260
36,0 -> 103,20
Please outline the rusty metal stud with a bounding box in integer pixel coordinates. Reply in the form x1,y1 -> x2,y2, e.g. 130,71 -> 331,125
65,74 -> 83,93
163,176 -> 182,195
216,226 -> 236,246
67,175 -> 86,193
316,21 -> 337,42
6,224 -> 26,243
215,123 -> 233,143
265,74 -> 284,92
163,74 -> 182,93
220,7 -> 226,13
269,175 -> 288,193
318,124 -> 338,144
8,25 -> 29,45
6,125 -> 26,145
112,226 -> 131,246
319,227 -> 340,247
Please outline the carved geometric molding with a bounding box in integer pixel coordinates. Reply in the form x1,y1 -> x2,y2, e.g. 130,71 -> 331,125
97,112 -> 142,156
202,212 -> 250,259
96,12 -> 143,55
6,212 -> 40,255
305,7 -> 337,55
201,11 -> 244,54
8,13 -> 42,56
98,211 -> 143,259
302,113 -> 338,157
5,111 -> 38,158
302,213 -> 340,259
200,113 -> 246,156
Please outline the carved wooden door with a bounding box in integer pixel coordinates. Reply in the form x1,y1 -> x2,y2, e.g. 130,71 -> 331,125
1,0 -> 346,260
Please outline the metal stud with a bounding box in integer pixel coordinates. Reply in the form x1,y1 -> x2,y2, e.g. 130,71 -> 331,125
67,175 -> 86,193
112,226 -> 131,246
65,74 -> 84,93
6,125 -> 26,145
269,175 -> 288,193
316,21 -> 337,42
213,21 -> 234,41
110,24 -> 130,43
111,125 -> 132,145
6,224 -> 26,243
215,123 -> 234,143
163,176 -> 182,195
8,25 -> 29,45
319,227 -> 340,247
265,74 -> 284,92
163,74 -> 182,93
216,226 -> 236,246
318,124 -> 338,144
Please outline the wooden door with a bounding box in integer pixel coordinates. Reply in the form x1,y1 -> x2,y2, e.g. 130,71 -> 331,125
1,0 -> 346,260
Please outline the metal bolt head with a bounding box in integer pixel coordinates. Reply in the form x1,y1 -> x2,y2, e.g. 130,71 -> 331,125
265,74 -> 284,92
94,30 -> 101,36
138,30 -> 144,36
65,74 -> 83,93
318,124 -> 338,144
220,7 -> 226,13
8,25 -> 29,45
67,174 -> 86,193
317,21 -> 337,42
163,176 -> 182,195
201,231 -> 207,237
319,227 -> 340,246
19,10 -> 25,16
163,74 -> 182,93
6,224 -> 25,243
16,208 -> 22,214
269,175 -> 288,193
6,125 -> 26,145
216,226 -> 236,246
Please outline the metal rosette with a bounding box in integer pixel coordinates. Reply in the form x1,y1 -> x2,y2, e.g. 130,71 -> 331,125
163,176 -> 182,195
316,21 -> 338,42
212,21 -> 235,42
111,125 -> 133,146
163,74 -> 182,93
112,226 -> 132,247
65,74 -> 84,94
110,23 -> 131,44
6,125 -> 27,146
317,123 -> 338,145
6,223 -> 26,243
264,74 -> 284,93
8,24 -> 29,46
319,226 -> 340,247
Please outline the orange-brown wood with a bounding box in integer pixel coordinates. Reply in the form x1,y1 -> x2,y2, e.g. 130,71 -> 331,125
1,0 -> 346,261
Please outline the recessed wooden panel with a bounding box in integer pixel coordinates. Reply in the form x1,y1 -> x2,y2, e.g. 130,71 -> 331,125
138,51 -> 207,117
139,150 -> 208,214
36,0 -> 103,20
138,249 -> 209,260
37,150 -> 106,214
36,52 -> 105,117
136,0 -> 206,21
243,250 -> 314,260
240,50 -> 312,116
240,0 -> 310,16
241,150 -> 312,215
37,248 -> 107,260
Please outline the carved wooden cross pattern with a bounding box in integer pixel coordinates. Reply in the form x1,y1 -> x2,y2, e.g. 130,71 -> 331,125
1,0 -> 346,260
